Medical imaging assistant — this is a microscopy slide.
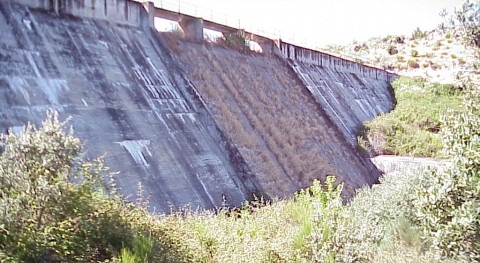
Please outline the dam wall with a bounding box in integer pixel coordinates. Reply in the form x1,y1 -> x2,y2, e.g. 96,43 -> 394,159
0,0 -> 257,213
277,41 -> 396,145
148,3 -> 396,145
0,0 -> 395,210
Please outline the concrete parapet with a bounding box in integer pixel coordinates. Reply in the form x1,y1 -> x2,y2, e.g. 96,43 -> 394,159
277,40 -> 396,81
244,32 -> 276,54
142,1 -> 155,28
179,15 -> 204,42
9,0 -> 144,26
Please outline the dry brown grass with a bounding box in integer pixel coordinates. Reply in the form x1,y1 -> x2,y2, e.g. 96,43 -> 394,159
161,31 -> 184,54
172,41 -> 372,198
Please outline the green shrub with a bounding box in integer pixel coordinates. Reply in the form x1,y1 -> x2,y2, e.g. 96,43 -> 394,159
358,77 -> 462,157
119,234 -> 154,263
407,60 -> 420,68
412,27 -> 427,39
0,111 -> 157,262
387,45 -> 399,55
453,0 -> 480,48
307,177 -> 344,262
223,30 -> 249,52
411,49 -> 419,57
413,87 -> 480,260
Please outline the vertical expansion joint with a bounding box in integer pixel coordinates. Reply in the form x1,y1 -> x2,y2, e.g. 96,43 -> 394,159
124,0 -> 128,20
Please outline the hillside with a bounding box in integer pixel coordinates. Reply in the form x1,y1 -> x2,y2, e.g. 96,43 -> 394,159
327,28 -> 479,84
343,25 -> 480,158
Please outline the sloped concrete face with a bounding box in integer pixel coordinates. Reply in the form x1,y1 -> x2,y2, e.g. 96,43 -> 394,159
371,155 -> 451,175
0,1 -> 253,213
279,42 -> 396,145
170,41 -> 381,198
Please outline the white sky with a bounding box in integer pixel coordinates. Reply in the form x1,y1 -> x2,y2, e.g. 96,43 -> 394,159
153,0 -> 464,47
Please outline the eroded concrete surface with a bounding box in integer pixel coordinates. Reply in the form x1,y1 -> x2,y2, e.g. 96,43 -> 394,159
279,42 -> 396,145
170,40 -> 381,198
0,0 -> 253,213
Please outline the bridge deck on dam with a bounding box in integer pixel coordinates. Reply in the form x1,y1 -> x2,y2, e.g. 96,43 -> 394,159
0,0 -> 254,213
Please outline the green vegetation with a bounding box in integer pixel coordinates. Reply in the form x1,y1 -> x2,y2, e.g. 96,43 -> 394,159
414,86 -> 480,260
0,112 -> 165,262
358,77 -> 463,157
453,0 -> 480,48
1,83 -> 478,262
412,27 -> 427,39
407,60 -> 420,68
386,45 -> 399,55
223,30 -> 250,52
1,3 -> 478,259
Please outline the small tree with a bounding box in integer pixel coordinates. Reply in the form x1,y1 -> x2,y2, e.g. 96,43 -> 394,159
0,111 -> 151,262
453,0 -> 480,48
413,85 -> 480,260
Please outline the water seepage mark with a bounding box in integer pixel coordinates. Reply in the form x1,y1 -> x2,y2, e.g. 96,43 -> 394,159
25,51 -> 41,78
22,18 -> 32,31
8,126 -> 24,135
42,79 -> 69,105
117,140 -> 152,167
9,77 -> 31,105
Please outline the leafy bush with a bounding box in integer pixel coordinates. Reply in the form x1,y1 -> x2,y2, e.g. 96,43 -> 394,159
407,60 -> 420,68
411,49 -> 419,57
453,0 -> 480,48
387,45 -> 399,55
323,86 -> 478,263
307,177 -> 344,262
222,30 -> 249,52
413,86 -> 480,260
412,27 -> 427,39
0,111 -> 157,262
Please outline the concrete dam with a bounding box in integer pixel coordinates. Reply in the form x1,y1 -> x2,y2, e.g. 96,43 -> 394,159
0,0 -> 396,212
